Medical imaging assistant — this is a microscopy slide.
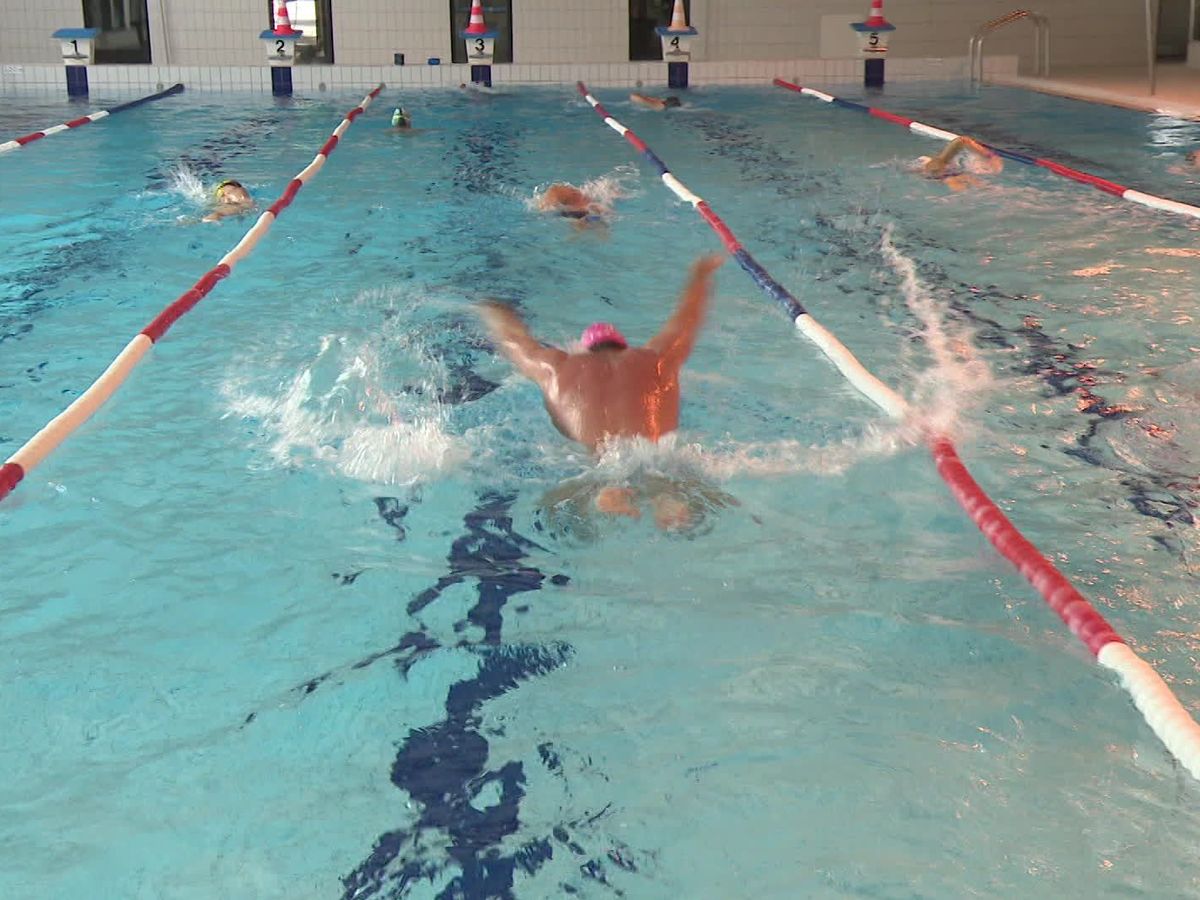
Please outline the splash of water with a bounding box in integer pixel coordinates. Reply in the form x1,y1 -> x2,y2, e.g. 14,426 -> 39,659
222,329 -> 472,487
556,425 -> 923,486
878,222 -> 994,439
164,164 -> 209,206
526,165 -> 640,214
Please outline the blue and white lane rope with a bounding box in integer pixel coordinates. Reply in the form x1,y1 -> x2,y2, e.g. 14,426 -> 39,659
773,78 -> 1200,222
574,80 -> 1200,782
0,82 -> 184,154
574,81 -> 908,420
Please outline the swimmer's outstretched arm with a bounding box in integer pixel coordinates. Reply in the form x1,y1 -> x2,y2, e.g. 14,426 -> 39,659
924,136 -> 967,175
646,254 -> 723,370
477,301 -> 567,389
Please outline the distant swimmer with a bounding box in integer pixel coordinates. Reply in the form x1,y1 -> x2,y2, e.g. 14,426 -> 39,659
388,107 -> 413,132
916,136 -> 1002,192
1168,149 -> 1200,176
477,254 -> 726,529
535,182 -> 608,227
630,92 -> 682,111
202,179 -> 255,223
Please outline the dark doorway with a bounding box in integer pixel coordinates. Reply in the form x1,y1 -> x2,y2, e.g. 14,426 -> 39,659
265,0 -> 334,64
450,1 -> 513,64
629,0 -> 689,61
81,0 -> 151,64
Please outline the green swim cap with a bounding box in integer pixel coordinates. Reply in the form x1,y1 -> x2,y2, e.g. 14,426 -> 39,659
391,108 -> 409,127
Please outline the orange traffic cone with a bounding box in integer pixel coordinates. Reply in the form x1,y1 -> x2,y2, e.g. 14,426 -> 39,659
668,0 -> 688,31
463,1 -> 489,35
274,2 -> 299,36
864,0 -> 891,28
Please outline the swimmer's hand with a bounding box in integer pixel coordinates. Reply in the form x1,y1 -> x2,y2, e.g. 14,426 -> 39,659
689,253 -> 725,281
476,300 -> 525,342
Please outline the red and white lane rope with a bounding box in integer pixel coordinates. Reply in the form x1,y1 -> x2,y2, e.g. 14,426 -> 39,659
0,84 -> 384,506
577,81 -> 1200,780
0,83 -> 185,155
773,78 -> 1200,222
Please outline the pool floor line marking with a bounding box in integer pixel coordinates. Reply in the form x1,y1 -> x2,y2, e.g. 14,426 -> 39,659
577,80 -> 1200,782
0,83 -> 181,155
772,78 -> 1200,222
0,83 -> 384,505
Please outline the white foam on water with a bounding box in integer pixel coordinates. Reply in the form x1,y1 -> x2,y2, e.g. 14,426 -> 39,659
220,292 -> 478,486
878,222 -> 994,440
164,164 -> 209,206
556,425 -> 922,486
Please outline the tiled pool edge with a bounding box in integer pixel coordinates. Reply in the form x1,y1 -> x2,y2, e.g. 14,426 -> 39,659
0,56 -> 1014,95
989,73 -> 1200,120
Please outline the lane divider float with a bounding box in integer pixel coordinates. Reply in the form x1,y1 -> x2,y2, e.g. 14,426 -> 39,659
575,80 -> 1200,781
0,82 -> 185,155
772,78 -> 1200,222
0,84 -> 384,506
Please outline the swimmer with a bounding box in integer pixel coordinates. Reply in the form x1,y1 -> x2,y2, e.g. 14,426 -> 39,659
536,182 -> 609,228
630,92 -> 682,111
389,107 -> 412,131
202,179 -> 255,223
477,254 -> 724,530
916,136 -> 1002,192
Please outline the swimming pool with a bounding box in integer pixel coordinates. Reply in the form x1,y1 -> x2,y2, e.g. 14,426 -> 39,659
4,81 -> 1200,898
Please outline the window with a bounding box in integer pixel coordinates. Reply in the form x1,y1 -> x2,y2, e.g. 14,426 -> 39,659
266,0 -> 333,64
629,0 -> 689,61
450,0 -> 513,64
81,0 -> 152,64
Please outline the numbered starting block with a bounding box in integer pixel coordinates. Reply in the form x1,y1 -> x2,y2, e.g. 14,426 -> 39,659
656,0 -> 698,90
52,28 -> 99,97
260,5 -> 303,97
461,0 -> 498,87
850,0 -> 896,88
261,31 -> 303,67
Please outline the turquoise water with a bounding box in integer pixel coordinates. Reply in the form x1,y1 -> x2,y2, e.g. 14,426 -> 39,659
4,82 -> 1200,898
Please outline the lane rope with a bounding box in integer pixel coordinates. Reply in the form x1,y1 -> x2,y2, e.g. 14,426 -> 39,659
0,83 -> 185,155
773,78 -> 1200,222
0,84 -> 384,506
575,80 -> 1200,781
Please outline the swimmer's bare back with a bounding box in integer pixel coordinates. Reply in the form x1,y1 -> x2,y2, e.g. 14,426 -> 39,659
538,183 -> 591,213
478,254 -> 723,450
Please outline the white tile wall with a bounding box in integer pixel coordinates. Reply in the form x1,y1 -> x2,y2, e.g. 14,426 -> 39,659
0,56 -> 1021,97
334,0 -> 448,67
0,0 -> 1157,82
1,0 -> 84,64
516,0 -> 626,65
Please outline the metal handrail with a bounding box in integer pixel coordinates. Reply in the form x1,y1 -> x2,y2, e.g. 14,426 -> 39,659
969,9 -> 1050,83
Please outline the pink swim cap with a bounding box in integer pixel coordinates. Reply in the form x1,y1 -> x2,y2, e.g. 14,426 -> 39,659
581,322 -> 628,350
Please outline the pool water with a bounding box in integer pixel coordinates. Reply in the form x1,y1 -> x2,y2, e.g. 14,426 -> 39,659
4,82 -> 1200,898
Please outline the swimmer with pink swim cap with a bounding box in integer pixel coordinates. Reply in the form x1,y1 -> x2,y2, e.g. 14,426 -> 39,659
580,322 -> 627,350
477,254 -> 724,530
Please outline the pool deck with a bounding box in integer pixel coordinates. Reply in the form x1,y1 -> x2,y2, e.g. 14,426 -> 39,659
992,62 -> 1200,119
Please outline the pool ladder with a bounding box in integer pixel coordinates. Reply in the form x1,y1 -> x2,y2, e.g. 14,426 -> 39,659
969,9 -> 1051,83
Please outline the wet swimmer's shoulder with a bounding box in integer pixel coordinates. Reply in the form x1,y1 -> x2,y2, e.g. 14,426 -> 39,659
630,92 -> 681,110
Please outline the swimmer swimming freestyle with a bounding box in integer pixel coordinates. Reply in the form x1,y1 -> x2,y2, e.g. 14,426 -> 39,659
915,136 -> 1002,192
202,178 -> 255,223
630,92 -> 682,110
535,182 -> 609,228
